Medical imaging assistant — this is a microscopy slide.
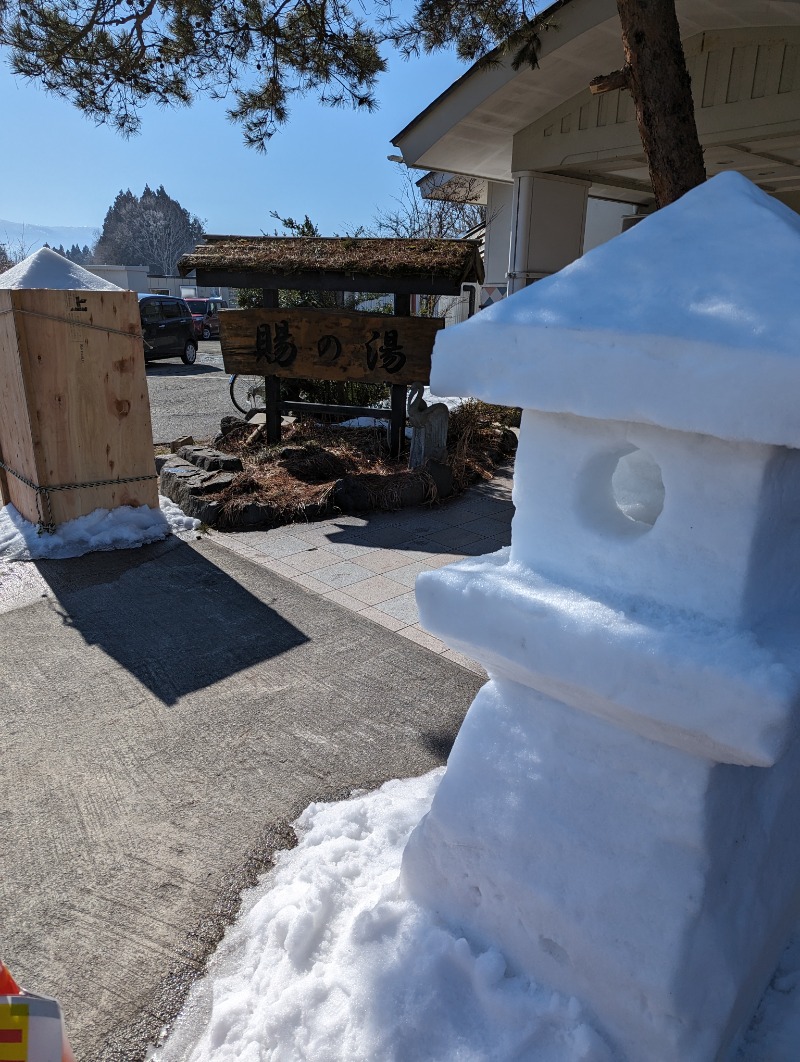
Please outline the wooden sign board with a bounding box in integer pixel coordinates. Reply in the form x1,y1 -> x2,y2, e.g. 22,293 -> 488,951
220,307 -> 444,385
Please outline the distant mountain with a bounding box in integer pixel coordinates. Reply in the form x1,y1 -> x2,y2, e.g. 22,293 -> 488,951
0,218 -> 98,256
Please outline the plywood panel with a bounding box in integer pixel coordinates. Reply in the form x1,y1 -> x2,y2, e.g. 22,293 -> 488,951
0,289 -> 42,522
0,289 -> 158,526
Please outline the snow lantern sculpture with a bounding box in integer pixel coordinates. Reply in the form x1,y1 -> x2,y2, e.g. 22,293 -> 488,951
403,172 -> 800,1061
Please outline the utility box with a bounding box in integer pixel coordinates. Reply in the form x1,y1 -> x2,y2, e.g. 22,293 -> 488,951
0,285 -> 158,527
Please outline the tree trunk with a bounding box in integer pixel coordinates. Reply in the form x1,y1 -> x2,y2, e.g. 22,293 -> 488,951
616,0 -> 706,207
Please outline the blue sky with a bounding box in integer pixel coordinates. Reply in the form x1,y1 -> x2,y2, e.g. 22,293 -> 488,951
0,45 -> 468,242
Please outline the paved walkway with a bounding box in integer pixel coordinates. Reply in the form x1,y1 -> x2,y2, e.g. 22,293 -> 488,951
212,461 -> 515,676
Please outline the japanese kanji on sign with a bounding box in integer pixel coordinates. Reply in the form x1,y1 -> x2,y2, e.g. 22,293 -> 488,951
219,307 -> 444,386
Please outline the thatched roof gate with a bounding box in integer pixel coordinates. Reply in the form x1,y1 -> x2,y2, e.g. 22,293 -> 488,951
178,236 -> 484,454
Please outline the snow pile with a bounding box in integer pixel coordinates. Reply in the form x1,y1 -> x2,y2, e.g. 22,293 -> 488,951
422,387 -> 463,412
151,772 -> 800,1062
431,173 -> 800,447
152,771 -> 613,1062
0,246 -> 121,290
335,416 -> 395,429
0,497 -> 199,560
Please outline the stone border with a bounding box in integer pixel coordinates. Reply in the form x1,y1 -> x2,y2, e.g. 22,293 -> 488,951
158,424 -> 516,530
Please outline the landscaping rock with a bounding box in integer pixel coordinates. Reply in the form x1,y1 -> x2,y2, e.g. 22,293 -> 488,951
157,455 -> 198,476
155,453 -> 186,474
194,471 -> 236,495
159,462 -> 236,518
170,434 -> 194,452
218,416 -> 248,438
187,500 -> 222,525
236,502 -> 275,528
333,461 -> 453,512
426,461 -> 454,499
500,427 -> 519,454
177,445 -> 244,473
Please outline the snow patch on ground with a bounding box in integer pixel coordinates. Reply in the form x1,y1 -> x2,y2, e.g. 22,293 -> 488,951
150,772 -> 800,1062
336,390 -> 463,433
0,497 -> 200,560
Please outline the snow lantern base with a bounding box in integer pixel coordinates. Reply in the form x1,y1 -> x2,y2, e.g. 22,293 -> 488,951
403,671 -> 800,1060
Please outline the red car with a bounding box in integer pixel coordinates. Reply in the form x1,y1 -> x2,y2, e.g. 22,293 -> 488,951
184,297 -> 228,340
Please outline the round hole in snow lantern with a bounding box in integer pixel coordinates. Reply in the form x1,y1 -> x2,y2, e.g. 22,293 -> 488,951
611,447 -> 665,528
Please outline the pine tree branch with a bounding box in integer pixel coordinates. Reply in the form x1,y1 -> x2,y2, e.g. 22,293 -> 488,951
589,65 -> 631,95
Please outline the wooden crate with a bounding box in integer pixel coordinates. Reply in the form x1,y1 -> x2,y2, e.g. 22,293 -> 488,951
0,288 -> 158,526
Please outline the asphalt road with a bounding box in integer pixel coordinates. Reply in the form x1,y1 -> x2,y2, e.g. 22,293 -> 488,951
145,341 -> 234,445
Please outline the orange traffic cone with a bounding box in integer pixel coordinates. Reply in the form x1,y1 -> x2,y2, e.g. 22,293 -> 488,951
0,959 -> 21,994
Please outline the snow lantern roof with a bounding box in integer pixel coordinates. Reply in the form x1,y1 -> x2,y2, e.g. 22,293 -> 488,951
430,172 -> 800,448
0,247 -> 121,291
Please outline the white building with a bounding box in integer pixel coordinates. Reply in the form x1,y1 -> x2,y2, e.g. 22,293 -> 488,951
392,0 -> 800,302
85,263 -> 233,303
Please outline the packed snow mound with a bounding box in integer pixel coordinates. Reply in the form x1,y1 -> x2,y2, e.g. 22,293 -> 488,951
0,497 -> 200,560
152,771 -> 614,1062
151,771 -> 800,1061
431,172 -> 800,447
0,246 -> 121,290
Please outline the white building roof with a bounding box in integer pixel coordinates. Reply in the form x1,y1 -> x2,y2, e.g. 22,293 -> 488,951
430,172 -> 800,447
392,0 -> 800,203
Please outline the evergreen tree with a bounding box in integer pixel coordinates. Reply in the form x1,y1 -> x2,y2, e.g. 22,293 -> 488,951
2,0 -> 704,205
49,242 -> 91,264
3,0 -> 386,150
67,242 -> 87,263
93,186 -> 204,273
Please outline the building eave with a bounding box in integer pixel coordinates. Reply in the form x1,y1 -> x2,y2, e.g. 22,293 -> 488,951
392,0 -> 800,189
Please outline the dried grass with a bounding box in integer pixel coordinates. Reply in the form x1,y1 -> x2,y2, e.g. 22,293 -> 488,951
208,403 -> 512,529
179,236 -> 484,284
448,400 -> 507,493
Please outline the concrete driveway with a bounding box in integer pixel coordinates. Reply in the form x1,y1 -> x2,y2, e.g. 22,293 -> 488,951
0,534 -> 481,1060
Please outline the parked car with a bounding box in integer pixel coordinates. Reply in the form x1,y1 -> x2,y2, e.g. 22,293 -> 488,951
138,294 -> 198,365
184,297 -> 228,340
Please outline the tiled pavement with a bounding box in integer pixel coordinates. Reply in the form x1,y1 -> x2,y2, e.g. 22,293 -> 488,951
212,462 -> 515,676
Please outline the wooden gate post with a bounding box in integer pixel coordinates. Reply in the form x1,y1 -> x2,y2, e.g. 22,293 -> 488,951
261,288 -> 282,444
390,293 -> 411,459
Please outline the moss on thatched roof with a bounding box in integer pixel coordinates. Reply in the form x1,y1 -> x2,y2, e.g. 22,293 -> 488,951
178,235 -> 484,287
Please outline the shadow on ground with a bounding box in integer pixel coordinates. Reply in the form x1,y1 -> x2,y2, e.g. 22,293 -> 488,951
33,537 -> 309,705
